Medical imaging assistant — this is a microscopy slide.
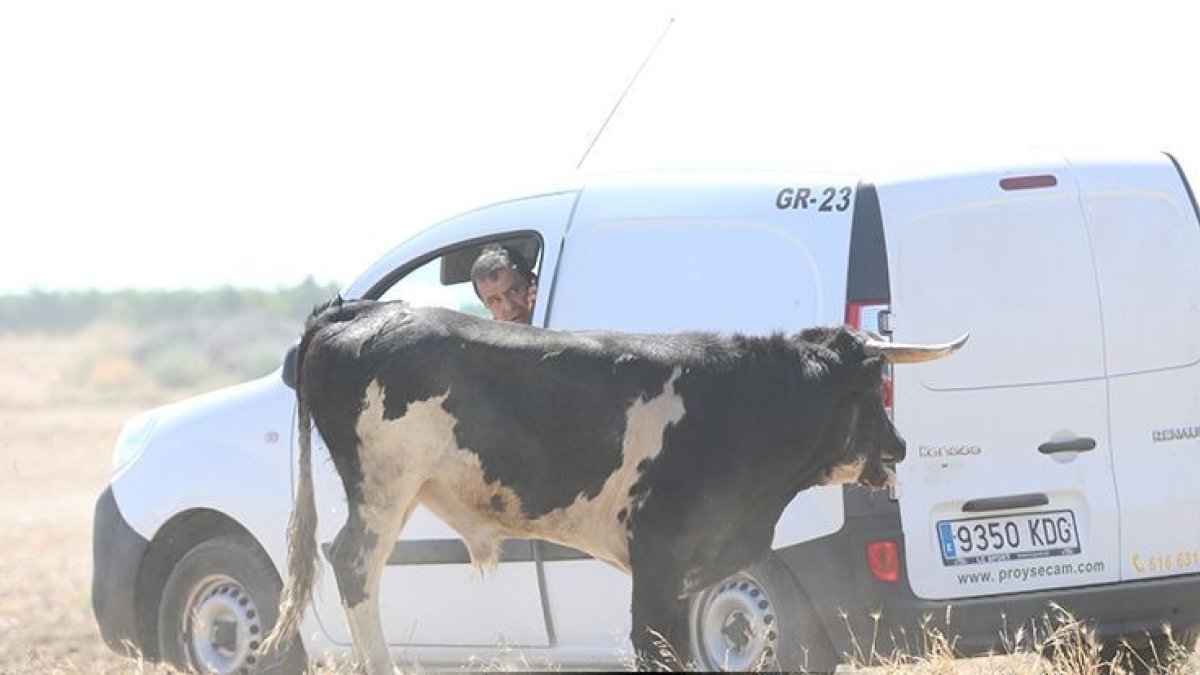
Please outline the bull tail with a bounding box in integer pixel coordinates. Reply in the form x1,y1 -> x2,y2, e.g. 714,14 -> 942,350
263,300 -> 333,653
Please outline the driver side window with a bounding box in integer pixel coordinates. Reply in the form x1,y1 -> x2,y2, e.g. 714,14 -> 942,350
376,235 -> 541,322
378,255 -> 489,318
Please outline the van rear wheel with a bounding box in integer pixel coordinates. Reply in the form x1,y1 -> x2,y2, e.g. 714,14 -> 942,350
687,553 -> 837,672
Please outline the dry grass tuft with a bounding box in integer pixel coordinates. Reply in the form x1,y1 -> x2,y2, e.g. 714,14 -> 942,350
835,604 -> 1200,675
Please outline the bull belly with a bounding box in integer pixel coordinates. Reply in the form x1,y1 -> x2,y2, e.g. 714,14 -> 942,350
417,480 -> 632,573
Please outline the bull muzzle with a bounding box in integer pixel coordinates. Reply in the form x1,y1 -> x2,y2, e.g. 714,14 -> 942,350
881,437 -> 905,464
863,333 -> 969,364
861,435 -> 905,490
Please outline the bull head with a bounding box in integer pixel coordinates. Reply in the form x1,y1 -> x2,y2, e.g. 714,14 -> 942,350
818,329 -> 969,490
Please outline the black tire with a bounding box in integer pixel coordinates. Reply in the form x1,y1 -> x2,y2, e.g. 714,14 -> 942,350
688,554 -> 838,672
157,533 -> 307,674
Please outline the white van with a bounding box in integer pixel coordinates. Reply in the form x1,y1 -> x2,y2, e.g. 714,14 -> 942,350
93,148 -> 1200,673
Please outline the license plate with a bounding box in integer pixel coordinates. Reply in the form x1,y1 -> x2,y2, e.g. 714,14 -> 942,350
937,509 -> 1080,566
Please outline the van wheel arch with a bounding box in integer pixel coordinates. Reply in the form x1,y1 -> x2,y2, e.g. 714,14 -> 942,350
156,532 -> 306,673
134,509 -> 262,660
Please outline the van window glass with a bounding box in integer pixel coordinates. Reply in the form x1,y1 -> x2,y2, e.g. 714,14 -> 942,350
377,235 -> 541,322
378,256 -> 489,318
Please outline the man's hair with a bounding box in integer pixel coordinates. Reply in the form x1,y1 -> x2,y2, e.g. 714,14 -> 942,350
470,245 -> 536,296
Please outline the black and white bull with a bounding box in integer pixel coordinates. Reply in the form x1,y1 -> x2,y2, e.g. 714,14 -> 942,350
264,298 -> 965,672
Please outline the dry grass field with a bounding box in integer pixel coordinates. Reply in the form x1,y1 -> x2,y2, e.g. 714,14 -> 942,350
1,327 -> 1197,674
0,329 -> 169,674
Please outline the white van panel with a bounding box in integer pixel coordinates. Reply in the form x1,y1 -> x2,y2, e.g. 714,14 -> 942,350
549,174 -> 857,334
896,195 -> 1105,389
1078,171 -> 1200,376
540,561 -> 633,649
1075,156 -> 1200,581
553,218 -> 822,334
1107,368 -> 1200,581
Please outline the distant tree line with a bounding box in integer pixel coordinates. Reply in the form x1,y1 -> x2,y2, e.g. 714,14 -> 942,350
0,276 -> 340,334
1,278 -> 342,393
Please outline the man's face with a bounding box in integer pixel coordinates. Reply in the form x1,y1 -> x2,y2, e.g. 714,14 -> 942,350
476,266 -> 536,324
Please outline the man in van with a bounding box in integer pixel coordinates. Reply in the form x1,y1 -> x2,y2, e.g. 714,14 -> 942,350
470,245 -> 538,324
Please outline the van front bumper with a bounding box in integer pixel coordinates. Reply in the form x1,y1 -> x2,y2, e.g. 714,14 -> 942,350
92,486 -> 149,656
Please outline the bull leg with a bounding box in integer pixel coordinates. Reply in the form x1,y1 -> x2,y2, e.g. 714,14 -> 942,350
329,480 -> 422,675
629,553 -> 692,671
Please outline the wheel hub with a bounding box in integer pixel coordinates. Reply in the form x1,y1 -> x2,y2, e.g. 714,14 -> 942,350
186,575 -> 264,674
721,611 -> 753,652
691,574 -> 778,671
212,616 -> 239,652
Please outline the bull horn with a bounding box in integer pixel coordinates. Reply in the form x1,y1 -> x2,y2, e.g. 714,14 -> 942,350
864,333 -> 969,364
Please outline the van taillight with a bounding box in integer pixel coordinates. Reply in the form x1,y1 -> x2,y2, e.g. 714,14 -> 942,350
866,540 -> 901,583
846,301 -> 893,416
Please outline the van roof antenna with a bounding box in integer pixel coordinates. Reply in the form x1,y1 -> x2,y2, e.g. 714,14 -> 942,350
575,17 -> 674,171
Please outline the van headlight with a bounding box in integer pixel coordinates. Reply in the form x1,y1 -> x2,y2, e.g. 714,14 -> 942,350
112,410 -> 161,477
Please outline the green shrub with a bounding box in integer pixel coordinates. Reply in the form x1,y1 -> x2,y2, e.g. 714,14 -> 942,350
140,341 -> 213,390
0,280 -> 338,397
0,278 -> 338,335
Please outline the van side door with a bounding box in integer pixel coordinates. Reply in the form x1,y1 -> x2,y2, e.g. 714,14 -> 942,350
307,191 -> 578,653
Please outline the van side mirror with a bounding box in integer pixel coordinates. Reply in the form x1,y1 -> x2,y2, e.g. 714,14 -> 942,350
281,342 -> 299,390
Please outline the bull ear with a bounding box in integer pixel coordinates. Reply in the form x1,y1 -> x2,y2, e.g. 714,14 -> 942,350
864,333 -> 969,364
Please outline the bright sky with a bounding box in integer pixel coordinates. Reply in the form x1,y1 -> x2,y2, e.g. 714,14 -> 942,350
2,1 -> 1198,294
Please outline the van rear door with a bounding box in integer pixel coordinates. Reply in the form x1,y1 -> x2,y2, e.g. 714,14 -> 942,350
1075,152 -> 1200,582
885,157 -> 1121,599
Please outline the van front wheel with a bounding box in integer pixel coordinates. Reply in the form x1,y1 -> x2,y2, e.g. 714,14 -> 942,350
687,554 -> 838,672
156,533 -> 306,674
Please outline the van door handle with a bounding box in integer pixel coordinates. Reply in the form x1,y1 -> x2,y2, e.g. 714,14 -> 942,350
962,493 -> 1050,513
1038,437 -> 1097,455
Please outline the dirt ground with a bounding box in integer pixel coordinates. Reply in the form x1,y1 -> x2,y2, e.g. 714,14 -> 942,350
0,331 -> 174,674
